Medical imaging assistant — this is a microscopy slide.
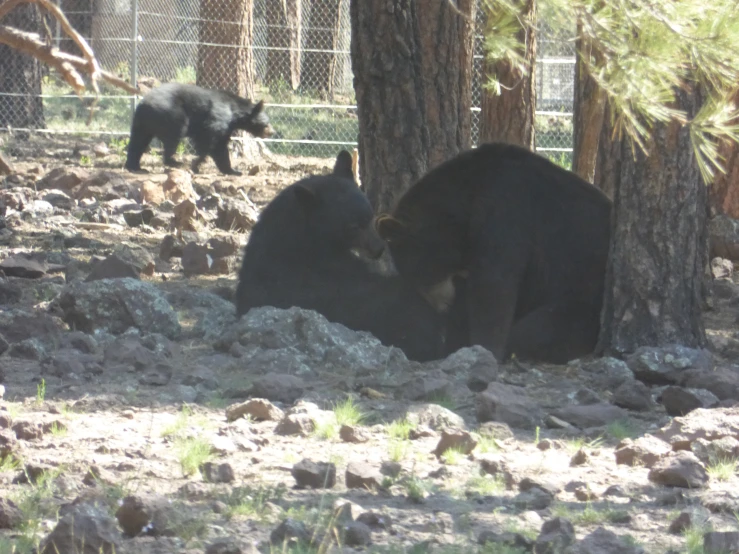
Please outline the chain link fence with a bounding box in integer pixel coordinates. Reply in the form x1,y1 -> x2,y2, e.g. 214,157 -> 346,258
0,0 -> 575,164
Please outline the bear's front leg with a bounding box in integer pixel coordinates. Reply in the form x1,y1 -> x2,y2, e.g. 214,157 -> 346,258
466,262 -> 522,362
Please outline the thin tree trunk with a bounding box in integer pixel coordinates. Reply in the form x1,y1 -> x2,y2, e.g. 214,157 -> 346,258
478,0 -> 536,149
197,0 -> 255,98
572,29 -> 606,184
350,0 -> 476,214
596,86 -> 708,356
265,0 -> 301,91
303,0 -> 342,98
0,2 -> 45,129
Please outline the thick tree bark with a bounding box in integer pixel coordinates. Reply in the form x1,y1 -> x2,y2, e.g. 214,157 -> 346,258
0,2 -> 45,129
596,86 -> 708,357
350,0 -> 476,213
265,0 -> 302,91
197,0 -> 255,98
478,0 -> 536,149
708,91 -> 739,218
572,29 -> 606,184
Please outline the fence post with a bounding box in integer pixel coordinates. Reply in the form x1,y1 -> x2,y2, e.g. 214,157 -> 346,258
130,0 -> 139,116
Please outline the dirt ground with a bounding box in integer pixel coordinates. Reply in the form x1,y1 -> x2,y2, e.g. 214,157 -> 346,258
1,135 -> 739,554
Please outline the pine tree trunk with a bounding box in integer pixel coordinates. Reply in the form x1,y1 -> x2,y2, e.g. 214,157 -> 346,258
0,3 -> 45,129
478,0 -> 536,149
350,0 -> 476,213
265,0 -> 302,91
197,0 -> 255,98
572,30 -> 606,184
592,98 -> 616,199
596,86 -> 708,356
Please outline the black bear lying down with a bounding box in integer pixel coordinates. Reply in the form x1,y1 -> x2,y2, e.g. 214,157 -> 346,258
377,142 -> 613,364
235,151 -> 447,362
124,83 -> 274,176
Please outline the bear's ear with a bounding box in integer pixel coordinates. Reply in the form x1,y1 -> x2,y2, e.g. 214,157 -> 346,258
253,100 -> 264,114
293,184 -> 318,209
333,150 -> 354,180
375,214 -> 408,242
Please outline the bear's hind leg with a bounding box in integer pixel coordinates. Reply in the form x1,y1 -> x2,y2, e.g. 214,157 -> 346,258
125,123 -> 153,173
211,137 -> 241,176
507,301 -> 601,364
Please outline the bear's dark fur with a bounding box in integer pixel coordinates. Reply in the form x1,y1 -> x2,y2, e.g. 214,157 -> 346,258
235,151 -> 447,362
124,83 -> 274,176
376,142 -> 612,364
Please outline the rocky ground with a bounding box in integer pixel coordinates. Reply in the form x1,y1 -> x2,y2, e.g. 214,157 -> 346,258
2,136 -> 739,554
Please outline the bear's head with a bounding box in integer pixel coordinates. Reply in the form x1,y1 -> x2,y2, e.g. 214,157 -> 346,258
376,212 -> 464,293
290,150 -> 385,260
236,100 -> 275,139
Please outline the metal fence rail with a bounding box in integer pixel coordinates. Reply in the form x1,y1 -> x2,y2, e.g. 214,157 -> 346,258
0,0 -> 575,163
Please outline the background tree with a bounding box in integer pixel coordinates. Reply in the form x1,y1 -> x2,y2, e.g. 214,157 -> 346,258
265,0 -> 302,91
302,0 -> 346,100
0,1 -> 45,130
487,0 -> 739,355
479,0 -> 537,149
350,0 -> 476,213
197,0 -> 255,97
571,27 -> 605,184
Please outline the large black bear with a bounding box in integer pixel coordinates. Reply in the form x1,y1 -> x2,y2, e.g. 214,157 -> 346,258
235,151 -> 448,362
376,142 -> 612,364
124,83 -> 274,176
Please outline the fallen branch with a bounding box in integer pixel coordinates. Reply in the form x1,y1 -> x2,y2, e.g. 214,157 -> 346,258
0,0 -> 138,98
1,0 -> 103,92
0,26 -> 138,95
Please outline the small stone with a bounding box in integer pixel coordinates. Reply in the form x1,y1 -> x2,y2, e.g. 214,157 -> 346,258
433,428 -> 478,457
340,424 -> 371,443
292,459 -> 336,489
661,386 -> 720,416
615,435 -> 671,468
550,403 -> 628,429
648,451 -> 709,488
342,521 -> 372,546
12,420 -> 43,441
669,512 -> 692,534
380,461 -> 402,478
270,518 -> 312,546
570,448 -> 589,466
613,380 -> 654,411
0,498 -> 22,529
574,485 -> 598,502
200,462 -> 235,483
345,461 -> 383,490
534,517 -> 575,554
205,538 -> 242,554
226,398 -> 284,422
704,531 -> 739,554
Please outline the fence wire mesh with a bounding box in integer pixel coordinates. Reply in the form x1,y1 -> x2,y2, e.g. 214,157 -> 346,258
0,0 -> 576,163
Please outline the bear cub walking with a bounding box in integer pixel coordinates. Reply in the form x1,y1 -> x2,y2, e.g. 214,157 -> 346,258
124,83 -> 274,176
